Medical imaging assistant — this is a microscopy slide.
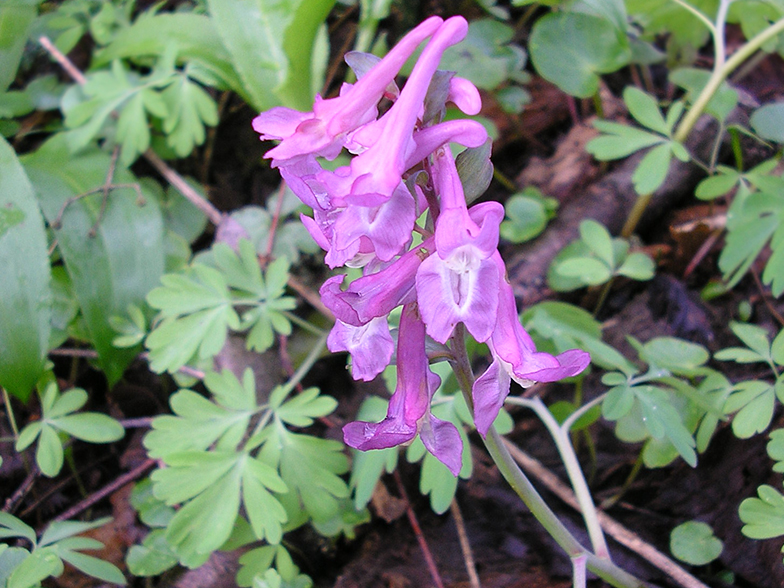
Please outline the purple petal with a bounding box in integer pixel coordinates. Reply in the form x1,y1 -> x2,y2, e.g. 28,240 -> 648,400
416,252 -> 499,344
420,414 -> 463,476
327,317 -> 394,381
448,76 -> 482,115
472,357 -> 511,436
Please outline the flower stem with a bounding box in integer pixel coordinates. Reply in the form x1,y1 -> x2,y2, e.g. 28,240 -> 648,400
507,396 -> 610,558
448,329 -> 645,588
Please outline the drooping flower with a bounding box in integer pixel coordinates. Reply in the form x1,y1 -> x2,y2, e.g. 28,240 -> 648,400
416,147 -> 504,344
343,304 -> 462,475
471,254 -> 591,435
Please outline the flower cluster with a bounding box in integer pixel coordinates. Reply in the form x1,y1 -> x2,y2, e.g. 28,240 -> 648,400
253,16 -> 589,475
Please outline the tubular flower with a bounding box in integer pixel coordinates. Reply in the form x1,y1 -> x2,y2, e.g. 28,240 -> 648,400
252,16 -> 444,165
471,254 -> 591,436
416,148 -> 504,344
342,304 -> 462,475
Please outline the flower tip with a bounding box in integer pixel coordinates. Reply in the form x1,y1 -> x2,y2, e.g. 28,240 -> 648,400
449,77 -> 482,115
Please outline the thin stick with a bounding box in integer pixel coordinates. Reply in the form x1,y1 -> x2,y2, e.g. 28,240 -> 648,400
450,498 -> 481,588
53,459 -> 155,522
286,274 -> 335,321
143,149 -> 223,226
39,36 -> 87,85
3,468 -> 38,513
393,469 -> 445,588
265,182 -> 287,259
502,440 -> 711,588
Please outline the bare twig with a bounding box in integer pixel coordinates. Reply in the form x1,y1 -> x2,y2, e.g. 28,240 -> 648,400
393,470 -> 445,588
450,498 -> 481,588
52,146 -> 145,237
3,468 -> 38,514
286,274 -> 334,321
39,36 -> 86,85
53,459 -> 155,522
143,148 -> 223,227
502,439 -> 712,588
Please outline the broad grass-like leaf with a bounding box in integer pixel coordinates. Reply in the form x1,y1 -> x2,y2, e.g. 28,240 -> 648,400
23,136 -> 165,385
0,136 -> 51,401
529,11 -> 630,98
208,0 -> 335,112
0,0 -> 36,92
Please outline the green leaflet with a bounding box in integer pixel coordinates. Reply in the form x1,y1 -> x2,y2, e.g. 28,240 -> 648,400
547,219 -> 655,292
16,382 -> 124,477
92,12 -> 248,103
22,135 -> 165,385
145,240 -> 295,373
0,136 -> 51,401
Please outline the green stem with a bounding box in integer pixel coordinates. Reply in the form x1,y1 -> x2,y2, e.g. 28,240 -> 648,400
282,311 -> 327,336
673,17 -> 784,144
508,397 -> 610,559
2,387 -> 19,439
279,331 -> 329,399
621,15 -> 784,239
448,329 -> 644,588
483,426 -> 643,587
620,193 -> 652,239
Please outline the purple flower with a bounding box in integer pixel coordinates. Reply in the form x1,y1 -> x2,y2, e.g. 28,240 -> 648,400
320,239 -> 433,326
343,304 -> 462,475
416,148 -> 504,344
252,16 -> 444,165
471,256 -> 591,435
315,17 -> 475,208
327,317 -> 394,381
